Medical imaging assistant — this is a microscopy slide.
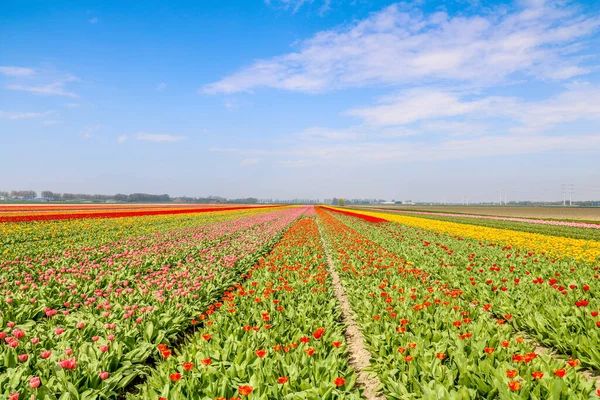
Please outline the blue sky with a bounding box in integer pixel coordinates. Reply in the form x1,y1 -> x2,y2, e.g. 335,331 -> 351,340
1,0 -> 600,202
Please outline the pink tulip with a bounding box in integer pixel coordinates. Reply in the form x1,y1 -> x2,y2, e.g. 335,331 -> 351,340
29,376 -> 41,389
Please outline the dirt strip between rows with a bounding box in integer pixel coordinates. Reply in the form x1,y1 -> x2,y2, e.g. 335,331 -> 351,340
525,336 -> 600,392
317,220 -> 385,400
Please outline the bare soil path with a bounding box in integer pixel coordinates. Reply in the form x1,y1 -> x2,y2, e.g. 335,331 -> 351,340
317,220 -> 385,400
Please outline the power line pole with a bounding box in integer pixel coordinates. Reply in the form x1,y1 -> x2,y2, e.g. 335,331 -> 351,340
561,184 -> 566,206
569,184 -> 574,206
500,189 -> 503,205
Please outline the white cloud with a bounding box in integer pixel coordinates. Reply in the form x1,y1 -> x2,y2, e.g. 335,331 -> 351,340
346,89 -> 493,125
292,125 -> 419,141
203,1 -> 599,94
211,133 -> 600,166
89,17 -> 99,24
156,82 -> 167,91
8,77 -> 79,98
209,82 -> 600,167
0,110 -> 53,120
265,0 -> 329,14
420,121 -> 488,137
65,103 -> 80,108
241,158 -> 261,166
508,82 -> 600,133
344,83 -> 600,133
117,135 -> 128,143
0,66 -> 35,77
80,125 -> 100,139
224,99 -> 238,110
136,133 -> 187,142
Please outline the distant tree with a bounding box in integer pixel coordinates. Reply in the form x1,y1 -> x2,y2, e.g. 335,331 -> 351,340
11,190 -> 36,200
113,194 -> 128,202
338,198 -> 345,206
41,191 -> 60,201
0,191 -> 8,198
331,197 -> 338,205
61,193 -> 77,201
127,193 -> 171,203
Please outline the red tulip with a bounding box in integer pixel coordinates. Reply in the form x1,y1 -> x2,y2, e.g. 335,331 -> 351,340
59,357 -> 77,370
508,381 -> 521,391
239,385 -> 253,395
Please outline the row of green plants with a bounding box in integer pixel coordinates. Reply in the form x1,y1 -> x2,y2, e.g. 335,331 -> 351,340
136,217 -> 360,399
317,208 -> 597,399
365,209 -> 600,242
335,212 -> 600,370
0,208 -> 305,399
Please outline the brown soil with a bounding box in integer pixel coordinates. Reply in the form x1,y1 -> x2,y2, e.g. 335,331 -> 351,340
317,222 -> 384,400
520,334 -> 600,392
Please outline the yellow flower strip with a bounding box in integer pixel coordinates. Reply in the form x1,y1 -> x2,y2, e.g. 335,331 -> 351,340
332,207 -> 600,262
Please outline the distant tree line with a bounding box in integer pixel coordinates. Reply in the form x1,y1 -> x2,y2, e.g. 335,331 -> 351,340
0,190 -> 37,200
0,190 -> 261,204
172,196 -> 257,204
324,198 -> 387,205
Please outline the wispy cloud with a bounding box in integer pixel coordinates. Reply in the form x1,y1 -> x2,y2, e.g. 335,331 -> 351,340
136,132 -> 187,142
346,89 -> 491,126
0,110 -> 54,120
8,76 -> 80,98
209,81 -> 600,167
241,158 -> 261,166
346,83 -> 600,133
264,0 -> 329,14
117,135 -> 128,143
156,82 -> 167,91
204,1 -> 599,94
80,125 -> 100,139
0,66 -> 35,77
211,133 -> 600,167
89,17 -> 99,24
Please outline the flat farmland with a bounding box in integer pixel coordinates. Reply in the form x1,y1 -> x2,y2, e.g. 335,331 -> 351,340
1,204 -> 599,399
362,205 -> 600,221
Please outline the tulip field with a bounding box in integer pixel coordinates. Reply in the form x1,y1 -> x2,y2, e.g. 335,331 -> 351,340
1,204 -> 599,399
